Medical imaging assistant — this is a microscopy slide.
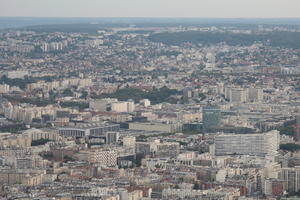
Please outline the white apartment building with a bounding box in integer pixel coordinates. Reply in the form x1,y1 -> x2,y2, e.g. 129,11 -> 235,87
5,70 -> 29,79
3,103 -> 55,123
214,130 -> 279,156
23,128 -> 60,141
225,87 -> 264,103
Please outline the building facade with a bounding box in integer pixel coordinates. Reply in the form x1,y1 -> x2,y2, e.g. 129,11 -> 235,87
214,130 -> 279,156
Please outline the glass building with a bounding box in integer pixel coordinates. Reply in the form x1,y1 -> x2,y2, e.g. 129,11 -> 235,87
202,105 -> 221,131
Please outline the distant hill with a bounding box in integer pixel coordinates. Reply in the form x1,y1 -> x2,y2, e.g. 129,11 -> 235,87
148,31 -> 300,49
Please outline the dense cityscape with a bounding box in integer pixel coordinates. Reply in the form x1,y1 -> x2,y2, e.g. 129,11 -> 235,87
0,18 -> 300,199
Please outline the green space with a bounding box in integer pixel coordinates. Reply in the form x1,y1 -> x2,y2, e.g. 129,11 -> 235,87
60,101 -> 89,110
0,75 -> 57,89
92,86 -> 181,104
280,143 -> 300,152
0,124 -> 27,133
0,76 -> 35,89
31,138 -> 51,146
3,95 -> 55,107
136,132 -> 174,141
149,31 -> 300,49
278,120 -> 296,136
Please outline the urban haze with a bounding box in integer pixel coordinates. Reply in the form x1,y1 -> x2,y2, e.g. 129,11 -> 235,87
0,1 -> 300,200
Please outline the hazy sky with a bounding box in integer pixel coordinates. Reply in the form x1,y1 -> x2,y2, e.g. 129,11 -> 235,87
1,0 -> 300,18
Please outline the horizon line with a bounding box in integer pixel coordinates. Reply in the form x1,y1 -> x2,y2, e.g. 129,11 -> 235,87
1,16 -> 300,20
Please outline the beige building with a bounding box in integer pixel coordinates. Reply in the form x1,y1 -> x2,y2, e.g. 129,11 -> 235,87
129,122 -> 182,133
128,190 -> 143,200
0,134 -> 31,148
23,128 -> 60,141
0,84 -> 10,93
111,101 -> 135,113
0,169 -> 42,186
123,136 -> 136,147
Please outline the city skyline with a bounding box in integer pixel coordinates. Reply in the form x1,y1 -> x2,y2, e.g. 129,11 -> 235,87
1,1 -> 300,199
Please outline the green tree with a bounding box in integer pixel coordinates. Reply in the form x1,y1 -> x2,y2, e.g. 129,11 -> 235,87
280,143 -> 300,152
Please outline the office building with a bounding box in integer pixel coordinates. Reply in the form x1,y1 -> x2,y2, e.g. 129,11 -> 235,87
59,123 -> 120,138
202,105 -> 221,131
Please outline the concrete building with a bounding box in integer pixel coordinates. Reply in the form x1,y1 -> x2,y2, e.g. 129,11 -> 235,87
111,101 -> 135,112
264,179 -> 285,196
59,123 -> 120,138
153,142 -> 180,158
0,134 -> 32,148
248,88 -> 264,102
0,169 -> 42,186
230,88 -> 247,102
202,105 -> 221,131
123,136 -> 136,147
5,70 -> 29,79
90,98 -> 135,112
15,156 -> 44,169
214,130 -> 279,156
129,122 -> 182,133
89,98 -> 117,111
0,84 -> 10,93
204,52 -> 216,71
105,132 -> 119,144
128,190 -> 143,200
135,142 -> 151,156
140,99 -> 151,107
86,149 -> 118,167
280,167 -> 300,193
136,141 -> 180,158
23,128 -> 60,141
162,188 -> 240,200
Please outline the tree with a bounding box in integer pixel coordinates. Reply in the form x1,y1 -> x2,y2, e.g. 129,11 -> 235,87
80,91 -> 88,99
155,164 -> 161,169
193,183 -> 200,190
31,138 -> 51,146
63,155 -> 75,162
280,143 -> 300,152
